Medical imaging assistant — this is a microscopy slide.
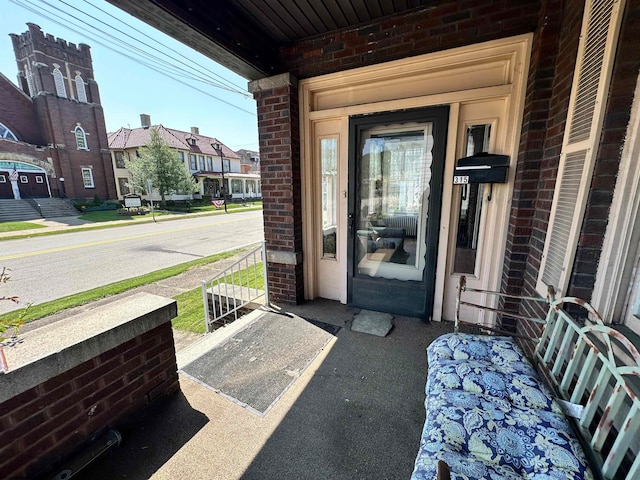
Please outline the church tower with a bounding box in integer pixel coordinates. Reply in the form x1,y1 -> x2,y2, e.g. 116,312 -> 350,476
6,23 -> 116,200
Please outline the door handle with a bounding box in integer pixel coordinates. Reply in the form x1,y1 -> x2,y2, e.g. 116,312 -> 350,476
348,213 -> 355,235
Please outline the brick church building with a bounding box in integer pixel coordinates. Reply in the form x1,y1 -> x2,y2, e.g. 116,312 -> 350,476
0,23 -> 116,201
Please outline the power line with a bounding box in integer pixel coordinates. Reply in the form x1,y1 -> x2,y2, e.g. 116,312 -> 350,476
10,0 -> 257,116
43,0 -> 251,97
82,0 -> 248,97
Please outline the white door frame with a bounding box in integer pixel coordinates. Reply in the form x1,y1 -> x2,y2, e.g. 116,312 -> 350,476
300,35 -> 532,321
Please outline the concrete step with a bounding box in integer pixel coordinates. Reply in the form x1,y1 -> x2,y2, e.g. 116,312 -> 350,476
26,198 -> 78,218
0,199 -> 41,222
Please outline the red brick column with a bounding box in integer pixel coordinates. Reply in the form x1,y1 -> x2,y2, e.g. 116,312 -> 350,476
249,73 -> 304,304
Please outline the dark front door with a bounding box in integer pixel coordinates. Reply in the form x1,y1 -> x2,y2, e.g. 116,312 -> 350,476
347,106 -> 449,320
0,173 -> 12,198
18,173 -> 49,198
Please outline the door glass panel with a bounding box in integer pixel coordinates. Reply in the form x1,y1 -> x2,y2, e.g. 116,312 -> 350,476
454,124 -> 491,274
321,138 -> 338,258
356,124 -> 433,281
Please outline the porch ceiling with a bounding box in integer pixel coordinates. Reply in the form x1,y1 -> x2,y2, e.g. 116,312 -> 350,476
106,0 -> 438,80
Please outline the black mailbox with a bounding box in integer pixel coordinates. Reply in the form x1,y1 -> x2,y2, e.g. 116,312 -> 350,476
453,152 -> 509,184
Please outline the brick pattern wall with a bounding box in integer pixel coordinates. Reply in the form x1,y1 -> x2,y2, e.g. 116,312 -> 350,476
33,94 -> 116,200
0,322 -> 178,479
510,0 -> 584,348
498,0 -> 583,341
0,76 -> 44,145
253,81 -> 305,304
280,1 -> 540,80
11,23 -> 95,103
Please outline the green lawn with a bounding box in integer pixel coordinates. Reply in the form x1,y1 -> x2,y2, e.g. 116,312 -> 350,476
172,262 -> 264,334
0,222 -> 46,233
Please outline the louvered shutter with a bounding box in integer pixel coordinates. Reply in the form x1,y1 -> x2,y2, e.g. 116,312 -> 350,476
537,0 -> 625,295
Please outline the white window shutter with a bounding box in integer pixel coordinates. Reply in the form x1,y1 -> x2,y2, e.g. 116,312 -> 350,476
537,0 -> 625,295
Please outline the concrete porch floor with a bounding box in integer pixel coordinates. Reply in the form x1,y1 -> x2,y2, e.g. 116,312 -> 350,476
76,299 -> 453,480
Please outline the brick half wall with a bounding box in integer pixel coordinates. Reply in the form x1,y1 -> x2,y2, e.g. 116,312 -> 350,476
0,293 -> 179,478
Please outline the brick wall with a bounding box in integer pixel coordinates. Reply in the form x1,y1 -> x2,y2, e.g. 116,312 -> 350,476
0,76 -> 44,145
0,294 -> 178,479
251,75 -> 305,304
499,0 -> 583,337
280,1 -> 539,80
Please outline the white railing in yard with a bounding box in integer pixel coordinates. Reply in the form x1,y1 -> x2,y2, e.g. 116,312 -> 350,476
202,242 -> 269,332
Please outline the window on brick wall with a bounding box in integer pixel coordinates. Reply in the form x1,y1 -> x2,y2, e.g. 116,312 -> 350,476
24,64 -> 34,97
74,125 -> 88,150
536,0 -> 624,296
0,122 -> 17,141
75,74 -> 87,103
52,65 -> 67,98
82,168 -> 94,188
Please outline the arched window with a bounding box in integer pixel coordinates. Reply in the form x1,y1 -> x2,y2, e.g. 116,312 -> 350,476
75,74 -> 87,103
24,64 -> 35,97
0,122 -> 18,141
52,65 -> 67,98
74,125 -> 88,150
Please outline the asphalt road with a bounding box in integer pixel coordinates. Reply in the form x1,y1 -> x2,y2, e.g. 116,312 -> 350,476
0,211 -> 264,314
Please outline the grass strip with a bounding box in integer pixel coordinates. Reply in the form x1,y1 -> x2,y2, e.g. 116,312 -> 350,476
0,222 -> 46,233
0,247 -> 252,325
172,263 -> 264,334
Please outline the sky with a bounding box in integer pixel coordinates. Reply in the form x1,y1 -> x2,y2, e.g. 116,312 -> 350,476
1,0 -> 259,152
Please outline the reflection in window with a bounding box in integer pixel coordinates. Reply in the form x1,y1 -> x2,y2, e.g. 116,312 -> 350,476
231,179 -> 243,194
321,138 -> 338,258
356,126 -> 433,281
453,124 -> 491,274
246,179 -> 257,197
115,152 -> 125,168
82,168 -> 94,188
118,177 -> 130,195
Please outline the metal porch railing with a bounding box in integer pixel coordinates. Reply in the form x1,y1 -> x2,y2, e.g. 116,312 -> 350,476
201,242 -> 269,332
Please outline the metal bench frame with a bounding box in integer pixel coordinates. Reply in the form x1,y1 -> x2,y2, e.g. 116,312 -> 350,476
450,275 -> 640,480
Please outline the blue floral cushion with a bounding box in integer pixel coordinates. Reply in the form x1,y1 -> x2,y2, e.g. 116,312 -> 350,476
411,333 -> 593,480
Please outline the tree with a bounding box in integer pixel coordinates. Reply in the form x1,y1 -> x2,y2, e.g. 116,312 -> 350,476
125,128 -> 196,207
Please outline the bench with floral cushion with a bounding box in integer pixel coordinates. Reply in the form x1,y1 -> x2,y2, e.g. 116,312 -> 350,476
411,277 -> 640,480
